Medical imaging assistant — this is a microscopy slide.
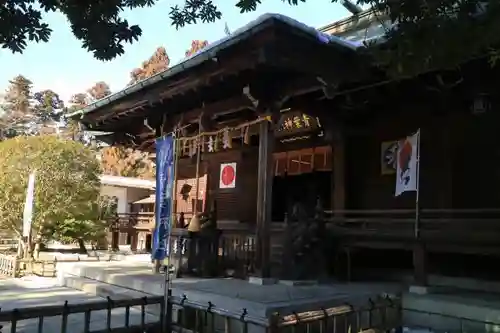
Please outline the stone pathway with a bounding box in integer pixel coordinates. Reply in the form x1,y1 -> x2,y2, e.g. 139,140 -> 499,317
0,277 -> 158,333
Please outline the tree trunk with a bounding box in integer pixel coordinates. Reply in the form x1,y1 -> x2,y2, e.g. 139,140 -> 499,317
33,228 -> 44,259
17,238 -> 24,258
77,238 -> 88,254
34,242 -> 41,259
23,238 -> 33,259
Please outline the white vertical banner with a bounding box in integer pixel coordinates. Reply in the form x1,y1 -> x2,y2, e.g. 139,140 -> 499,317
22,172 -> 36,238
395,130 -> 420,197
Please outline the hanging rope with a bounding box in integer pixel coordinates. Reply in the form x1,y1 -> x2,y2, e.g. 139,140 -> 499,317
187,126 -> 202,232
178,116 -> 269,142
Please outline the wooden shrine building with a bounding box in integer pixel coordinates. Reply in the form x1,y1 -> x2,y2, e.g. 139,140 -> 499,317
71,13 -> 500,286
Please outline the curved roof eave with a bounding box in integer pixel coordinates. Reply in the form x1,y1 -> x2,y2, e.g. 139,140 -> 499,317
67,13 -> 365,121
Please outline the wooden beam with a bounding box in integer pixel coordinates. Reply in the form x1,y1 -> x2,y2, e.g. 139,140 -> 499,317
181,96 -> 255,123
278,77 -> 324,104
168,75 -> 325,125
110,75 -> 325,139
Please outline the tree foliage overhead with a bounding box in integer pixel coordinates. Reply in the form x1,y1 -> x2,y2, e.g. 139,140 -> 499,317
185,40 -> 209,57
0,0 -> 155,60
372,0 -> 500,76
129,47 -> 170,85
3,0 -> 499,76
0,135 -> 105,246
168,0 -> 500,77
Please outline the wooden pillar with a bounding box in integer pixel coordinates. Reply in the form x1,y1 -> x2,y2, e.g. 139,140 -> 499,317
413,241 -> 428,286
111,231 -> 119,251
332,127 -> 346,215
439,119 -> 453,210
130,230 -> 138,252
346,247 -> 352,282
255,119 -> 274,278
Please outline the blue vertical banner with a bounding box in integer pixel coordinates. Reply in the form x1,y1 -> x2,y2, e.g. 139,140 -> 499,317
152,135 -> 175,261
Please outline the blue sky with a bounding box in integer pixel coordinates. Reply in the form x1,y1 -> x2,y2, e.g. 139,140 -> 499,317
0,0 -> 352,103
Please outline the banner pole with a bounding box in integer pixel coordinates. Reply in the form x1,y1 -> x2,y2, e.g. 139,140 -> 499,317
162,134 -> 179,332
414,129 -> 421,239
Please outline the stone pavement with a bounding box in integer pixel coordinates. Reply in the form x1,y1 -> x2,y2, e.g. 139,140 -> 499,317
0,276 -> 158,333
58,261 -> 402,319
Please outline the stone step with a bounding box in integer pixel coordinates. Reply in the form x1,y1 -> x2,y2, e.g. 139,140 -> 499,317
63,275 -> 151,299
61,274 -> 162,317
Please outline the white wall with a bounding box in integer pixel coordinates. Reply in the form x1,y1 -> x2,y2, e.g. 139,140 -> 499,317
100,185 -> 153,214
126,188 -> 153,208
100,185 -> 128,214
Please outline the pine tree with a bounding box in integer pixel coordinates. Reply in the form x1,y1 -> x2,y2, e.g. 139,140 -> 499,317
0,75 -> 35,138
3,75 -> 33,120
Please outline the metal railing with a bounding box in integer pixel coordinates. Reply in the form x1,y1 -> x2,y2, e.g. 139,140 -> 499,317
20,255 -> 116,278
109,213 -> 155,230
169,295 -> 399,333
0,294 -> 401,333
0,296 -> 164,333
4,291 -> 500,333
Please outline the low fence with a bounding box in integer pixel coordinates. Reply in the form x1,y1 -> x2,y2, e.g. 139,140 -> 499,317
169,227 -> 257,279
0,255 -> 18,277
3,291 -> 500,333
0,296 -> 164,333
0,238 -> 18,249
0,294 -> 401,333
0,253 -> 117,278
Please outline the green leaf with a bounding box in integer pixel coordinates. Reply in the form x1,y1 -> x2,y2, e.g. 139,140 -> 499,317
0,135 -> 106,244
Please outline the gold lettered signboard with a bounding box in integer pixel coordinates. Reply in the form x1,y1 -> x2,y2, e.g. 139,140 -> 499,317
381,140 -> 399,175
275,111 -> 321,138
